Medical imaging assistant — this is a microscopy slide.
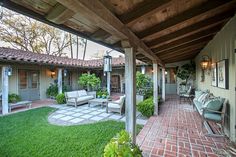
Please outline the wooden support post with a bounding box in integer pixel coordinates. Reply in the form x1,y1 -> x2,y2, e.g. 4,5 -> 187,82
162,67 -> 166,101
2,66 -> 9,114
125,47 -> 136,144
107,72 -> 111,95
58,68 -> 62,94
153,61 -> 159,115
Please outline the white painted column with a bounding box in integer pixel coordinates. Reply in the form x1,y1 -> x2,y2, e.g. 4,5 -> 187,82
153,61 -> 159,115
125,47 -> 136,144
2,66 -> 9,114
87,70 -> 90,91
107,72 -> 111,95
162,67 -> 166,101
58,68 -> 62,94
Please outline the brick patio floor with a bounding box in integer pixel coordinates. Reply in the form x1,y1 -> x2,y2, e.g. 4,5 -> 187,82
137,95 -> 232,157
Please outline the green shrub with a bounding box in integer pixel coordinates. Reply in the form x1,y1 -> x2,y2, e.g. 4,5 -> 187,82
56,93 -> 66,104
104,130 -> 142,157
137,97 -> 154,117
46,83 -> 67,98
138,97 -> 162,117
8,93 -> 21,103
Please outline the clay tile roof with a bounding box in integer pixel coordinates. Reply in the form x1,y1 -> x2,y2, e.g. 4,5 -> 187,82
0,47 -> 145,68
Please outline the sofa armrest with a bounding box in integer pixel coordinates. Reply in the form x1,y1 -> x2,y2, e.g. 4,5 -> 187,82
109,101 -> 120,105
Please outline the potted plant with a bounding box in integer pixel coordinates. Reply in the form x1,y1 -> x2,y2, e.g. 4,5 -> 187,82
78,73 -> 101,96
8,93 -> 21,103
176,61 -> 196,93
136,71 -> 153,104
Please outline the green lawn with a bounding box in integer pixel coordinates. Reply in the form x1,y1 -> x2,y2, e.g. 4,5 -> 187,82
0,107 -> 141,157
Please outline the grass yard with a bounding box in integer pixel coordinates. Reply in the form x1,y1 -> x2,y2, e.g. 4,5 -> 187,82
0,107 -> 141,157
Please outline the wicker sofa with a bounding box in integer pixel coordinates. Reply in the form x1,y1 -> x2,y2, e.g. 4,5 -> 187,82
65,90 -> 94,107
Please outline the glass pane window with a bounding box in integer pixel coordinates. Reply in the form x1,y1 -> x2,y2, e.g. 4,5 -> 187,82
19,70 -> 27,89
31,72 -> 39,88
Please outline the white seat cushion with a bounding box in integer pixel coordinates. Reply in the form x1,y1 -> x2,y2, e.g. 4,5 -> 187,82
78,90 -> 87,97
77,95 -> 93,102
108,103 -> 120,109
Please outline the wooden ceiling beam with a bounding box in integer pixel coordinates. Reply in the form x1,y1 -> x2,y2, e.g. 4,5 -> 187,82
46,3 -> 75,24
118,0 -> 171,25
56,0 -> 163,64
146,12 -> 233,48
159,48 -> 202,60
163,53 -> 199,63
154,35 -> 214,54
151,25 -> 221,52
90,29 -> 112,41
137,0 -> 234,40
158,43 -> 207,58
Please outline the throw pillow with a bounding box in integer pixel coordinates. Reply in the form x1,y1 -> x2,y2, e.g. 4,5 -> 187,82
78,90 -> 87,97
204,98 -> 223,111
195,90 -> 203,99
198,93 -> 208,103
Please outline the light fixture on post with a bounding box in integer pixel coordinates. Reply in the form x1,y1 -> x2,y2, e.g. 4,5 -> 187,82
64,69 -> 67,77
50,70 -> 56,78
5,66 -> 12,76
200,55 -> 211,82
103,51 -> 112,96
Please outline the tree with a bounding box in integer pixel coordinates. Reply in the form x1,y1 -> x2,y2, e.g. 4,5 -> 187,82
0,8 -> 76,56
176,61 -> 196,85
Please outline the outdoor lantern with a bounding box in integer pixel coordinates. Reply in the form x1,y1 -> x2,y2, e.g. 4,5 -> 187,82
50,70 -> 56,78
103,53 -> 112,72
200,55 -> 211,70
200,55 -> 211,82
64,69 -> 67,77
5,67 -> 12,76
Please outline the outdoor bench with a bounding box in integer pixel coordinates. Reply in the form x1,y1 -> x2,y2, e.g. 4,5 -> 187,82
193,90 -> 227,136
9,101 -> 32,112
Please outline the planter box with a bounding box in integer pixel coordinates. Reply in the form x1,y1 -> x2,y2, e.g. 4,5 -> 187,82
136,94 -> 144,105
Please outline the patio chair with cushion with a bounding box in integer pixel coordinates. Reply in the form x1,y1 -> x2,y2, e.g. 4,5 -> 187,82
65,90 -> 94,107
107,95 -> 125,115
179,86 -> 194,104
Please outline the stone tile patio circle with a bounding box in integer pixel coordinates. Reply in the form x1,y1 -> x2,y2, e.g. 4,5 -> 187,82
48,104 -> 148,126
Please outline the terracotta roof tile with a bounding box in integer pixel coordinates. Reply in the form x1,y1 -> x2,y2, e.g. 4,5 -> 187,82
0,47 -> 144,68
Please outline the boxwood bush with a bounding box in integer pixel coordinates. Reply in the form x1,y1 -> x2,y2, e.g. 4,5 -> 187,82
103,130 -> 142,157
137,97 -> 154,117
56,93 -> 66,104
137,96 -> 162,117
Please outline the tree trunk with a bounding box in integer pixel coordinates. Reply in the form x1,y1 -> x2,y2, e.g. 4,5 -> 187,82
76,36 -> 79,59
69,34 -> 73,58
83,39 -> 87,60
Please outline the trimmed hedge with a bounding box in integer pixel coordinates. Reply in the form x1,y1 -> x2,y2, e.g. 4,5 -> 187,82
137,96 -> 161,117
56,93 -> 66,104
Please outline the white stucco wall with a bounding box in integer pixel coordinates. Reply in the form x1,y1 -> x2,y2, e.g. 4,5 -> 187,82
195,15 -> 236,142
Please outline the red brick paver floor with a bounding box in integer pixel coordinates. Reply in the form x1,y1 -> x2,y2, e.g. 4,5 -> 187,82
137,95 -> 232,157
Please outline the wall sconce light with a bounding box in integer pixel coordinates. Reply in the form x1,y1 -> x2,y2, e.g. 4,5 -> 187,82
50,70 -> 56,78
64,69 -> 67,77
5,66 -> 12,76
200,55 -> 211,82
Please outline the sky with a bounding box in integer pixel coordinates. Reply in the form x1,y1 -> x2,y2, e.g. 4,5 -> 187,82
69,40 -> 124,60
0,7 -> 124,60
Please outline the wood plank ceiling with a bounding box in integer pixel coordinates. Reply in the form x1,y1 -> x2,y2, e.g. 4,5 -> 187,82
1,0 -> 236,65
